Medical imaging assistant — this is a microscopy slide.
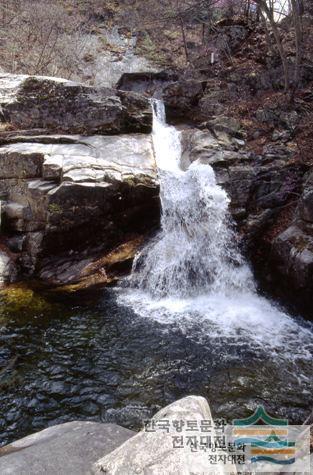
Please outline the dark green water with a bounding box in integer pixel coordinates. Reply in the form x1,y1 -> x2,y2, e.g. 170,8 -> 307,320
0,285 -> 312,447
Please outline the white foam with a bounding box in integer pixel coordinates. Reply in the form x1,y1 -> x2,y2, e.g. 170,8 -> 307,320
117,287 -> 313,363
119,99 -> 313,369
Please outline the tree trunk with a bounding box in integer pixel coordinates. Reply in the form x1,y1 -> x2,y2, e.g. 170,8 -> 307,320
290,0 -> 303,90
179,15 -> 189,64
257,0 -> 290,91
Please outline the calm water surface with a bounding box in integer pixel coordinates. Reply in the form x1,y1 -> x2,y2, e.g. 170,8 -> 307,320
0,285 -> 312,446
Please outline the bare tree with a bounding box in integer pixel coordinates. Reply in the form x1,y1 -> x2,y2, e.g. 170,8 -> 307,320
290,0 -> 303,90
253,0 -> 304,92
252,0 -> 290,90
0,0 -> 95,79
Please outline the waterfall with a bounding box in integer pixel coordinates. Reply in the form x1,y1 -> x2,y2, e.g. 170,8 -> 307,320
130,100 -> 253,298
117,100 -> 313,362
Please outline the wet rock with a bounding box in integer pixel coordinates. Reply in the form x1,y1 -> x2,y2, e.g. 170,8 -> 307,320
228,165 -> 255,210
39,236 -> 145,289
0,421 -> 134,475
181,129 -> 220,167
162,79 -> 204,115
182,126 -> 313,312
0,249 -> 17,285
93,396 -> 236,475
245,209 -> 277,240
118,91 -> 152,133
181,128 -> 254,216
181,129 -> 249,167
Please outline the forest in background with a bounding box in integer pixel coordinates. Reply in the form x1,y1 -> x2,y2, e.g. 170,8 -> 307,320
0,0 -> 311,92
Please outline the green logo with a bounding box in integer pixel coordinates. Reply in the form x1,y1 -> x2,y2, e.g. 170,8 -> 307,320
232,406 -> 295,466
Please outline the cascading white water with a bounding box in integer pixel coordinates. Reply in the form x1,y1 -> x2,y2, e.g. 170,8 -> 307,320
130,100 -> 253,298
118,99 -> 313,363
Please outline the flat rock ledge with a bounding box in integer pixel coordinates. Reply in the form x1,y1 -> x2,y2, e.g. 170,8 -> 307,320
0,73 -> 152,134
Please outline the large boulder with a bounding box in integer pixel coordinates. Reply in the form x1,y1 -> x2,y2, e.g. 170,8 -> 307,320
0,421 -> 134,475
0,133 -> 159,285
92,396 -> 236,475
116,70 -> 179,94
0,74 -> 152,135
117,71 -> 204,121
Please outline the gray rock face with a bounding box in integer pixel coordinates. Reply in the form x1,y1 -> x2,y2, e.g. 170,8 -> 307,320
181,128 -> 254,215
0,135 -> 156,186
0,74 -> 152,134
80,28 -> 158,89
0,421 -> 134,475
272,225 -> 313,290
117,71 -> 204,121
0,133 -> 159,285
268,171 -> 313,298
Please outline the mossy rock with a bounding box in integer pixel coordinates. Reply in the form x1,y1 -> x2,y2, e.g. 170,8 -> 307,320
0,284 -> 54,321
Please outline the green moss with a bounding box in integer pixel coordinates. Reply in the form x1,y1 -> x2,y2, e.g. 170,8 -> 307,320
48,203 -> 62,214
0,285 -> 53,320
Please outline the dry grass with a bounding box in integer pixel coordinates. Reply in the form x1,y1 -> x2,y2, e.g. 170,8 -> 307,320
0,123 -> 10,132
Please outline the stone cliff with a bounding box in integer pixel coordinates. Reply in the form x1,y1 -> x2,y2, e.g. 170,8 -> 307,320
0,74 -> 159,289
0,67 -> 312,315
